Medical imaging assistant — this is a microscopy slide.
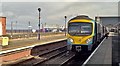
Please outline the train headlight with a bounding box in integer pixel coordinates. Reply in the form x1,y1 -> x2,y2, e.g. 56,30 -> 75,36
69,38 -> 73,43
86,38 -> 92,44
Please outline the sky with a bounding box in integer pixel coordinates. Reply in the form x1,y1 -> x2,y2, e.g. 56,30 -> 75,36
0,0 -> 119,30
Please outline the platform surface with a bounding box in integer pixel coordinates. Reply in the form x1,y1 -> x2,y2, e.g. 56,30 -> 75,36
112,34 -> 120,66
1,34 -> 66,54
86,33 -> 120,66
86,37 -> 112,65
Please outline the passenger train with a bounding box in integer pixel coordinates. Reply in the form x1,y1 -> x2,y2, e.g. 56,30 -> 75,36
67,15 -> 109,52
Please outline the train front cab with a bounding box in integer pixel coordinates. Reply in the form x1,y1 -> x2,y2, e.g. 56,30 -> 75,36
67,20 -> 96,52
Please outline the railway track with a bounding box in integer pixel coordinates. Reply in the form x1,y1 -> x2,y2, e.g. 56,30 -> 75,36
35,38 -> 104,66
4,37 -> 105,66
15,46 -> 67,66
6,40 -> 67,66
63,51 -> 91,66
37,51 -> 75,66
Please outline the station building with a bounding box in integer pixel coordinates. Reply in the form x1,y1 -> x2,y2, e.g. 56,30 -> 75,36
95,16 -> 120,31
0,17 -> 6,35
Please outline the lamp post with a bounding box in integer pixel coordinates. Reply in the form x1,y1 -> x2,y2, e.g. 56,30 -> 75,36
11,21 -> 13,37
28,21 -> 32,38
64,16 -> 67,36
38,8 -> 41,40
16,21 -> 17,33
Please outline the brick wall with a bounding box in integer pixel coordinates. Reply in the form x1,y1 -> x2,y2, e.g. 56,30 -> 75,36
0,17 -> 6,35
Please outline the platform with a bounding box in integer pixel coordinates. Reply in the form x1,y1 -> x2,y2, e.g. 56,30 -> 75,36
84,37 -> 112,65
1,34 -> 66,52
0,34 -> 66,63
84,33 -> 120,66
112,34 -> 120,66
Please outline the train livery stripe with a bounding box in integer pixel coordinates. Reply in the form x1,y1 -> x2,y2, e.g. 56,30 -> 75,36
69,19 -> 93,23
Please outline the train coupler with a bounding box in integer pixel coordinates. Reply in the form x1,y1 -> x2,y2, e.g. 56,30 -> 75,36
76,46 -> 82,52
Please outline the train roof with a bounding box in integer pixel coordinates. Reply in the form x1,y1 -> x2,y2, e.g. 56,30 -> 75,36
69,15 -> 93,21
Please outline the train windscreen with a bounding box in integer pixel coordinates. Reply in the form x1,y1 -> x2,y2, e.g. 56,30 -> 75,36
68,22 -> 92,36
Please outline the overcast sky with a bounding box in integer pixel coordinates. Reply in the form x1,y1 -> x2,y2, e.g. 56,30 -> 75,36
0,1 -> 119,29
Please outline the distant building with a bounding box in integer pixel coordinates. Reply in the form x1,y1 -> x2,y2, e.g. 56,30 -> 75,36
95,16 -> 120,31
95,16 -> 120,26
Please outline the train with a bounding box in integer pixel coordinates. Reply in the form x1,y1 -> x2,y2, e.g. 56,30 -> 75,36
67,15 -> 109,52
